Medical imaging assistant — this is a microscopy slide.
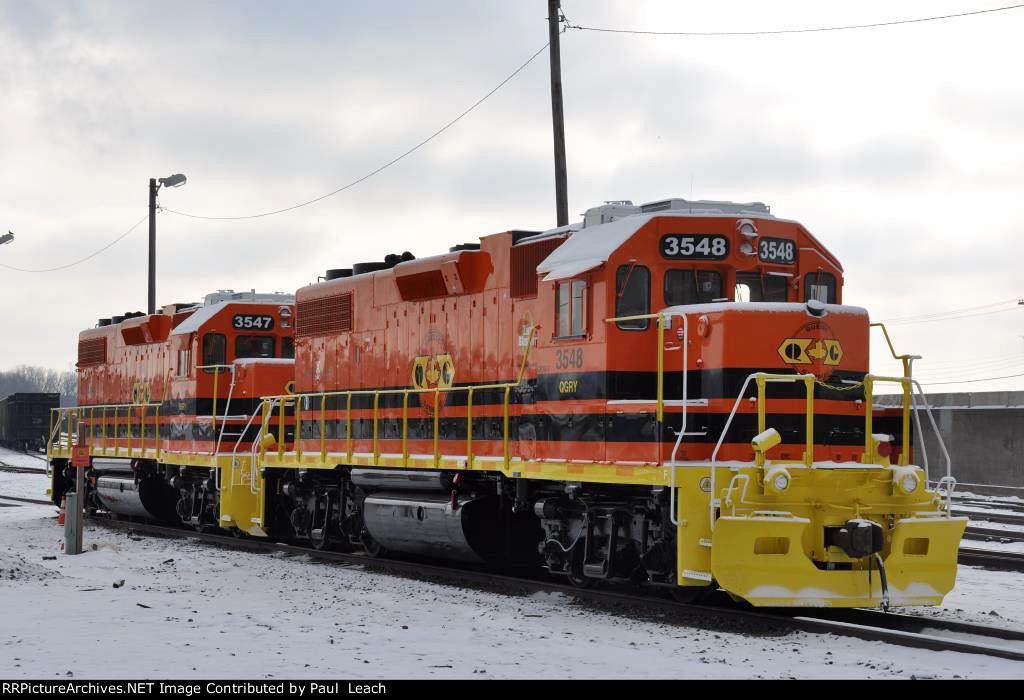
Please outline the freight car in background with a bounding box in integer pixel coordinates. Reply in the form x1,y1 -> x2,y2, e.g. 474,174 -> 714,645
0,392 -> 60,451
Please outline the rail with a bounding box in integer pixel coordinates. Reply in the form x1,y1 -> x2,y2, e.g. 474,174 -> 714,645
257,326 -> 537,471
47,402 -> 163,460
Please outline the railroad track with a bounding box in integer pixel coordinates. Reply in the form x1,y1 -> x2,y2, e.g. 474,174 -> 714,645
964,525 -> 1024,543
0,493 -> 52,506
0,459 -> 47,475
958,547 -> 1024,572
86,516 -> 1024,663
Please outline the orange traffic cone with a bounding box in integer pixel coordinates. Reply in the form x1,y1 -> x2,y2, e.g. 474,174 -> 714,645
57,496 -> 66,525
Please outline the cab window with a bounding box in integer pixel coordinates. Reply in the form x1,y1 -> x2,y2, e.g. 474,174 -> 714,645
202,333 -> 226,369
282,337 -> 295,359
616,264 -> 650,330
556,279 -> 587,338
805,272 -> 837,304
665,269 -> 723,306
236,335 -> 275,359
735,272 -> 788,302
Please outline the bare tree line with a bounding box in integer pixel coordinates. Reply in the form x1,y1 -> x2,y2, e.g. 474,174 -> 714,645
0,365 -> 77,406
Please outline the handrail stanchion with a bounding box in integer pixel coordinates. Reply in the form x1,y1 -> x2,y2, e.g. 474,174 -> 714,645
320,395 -> 327,464
372,393 -> 380,464
402,392 -> 409,468
277,397 -> 285,458
466,387 -> 474,468
433,389 -> 440,468
48,409 -> 54,458
803,375 -> 815,466
900,378 -> 911,466
212,366 -> 219,432
503,385 -> 512,472
346,393 -> 353,463
756,373 -> 767,434
863,376 -> 875,463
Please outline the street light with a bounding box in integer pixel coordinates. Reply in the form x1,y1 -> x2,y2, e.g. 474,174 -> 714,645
0,231 -> 12,246
149,174 -> 186,314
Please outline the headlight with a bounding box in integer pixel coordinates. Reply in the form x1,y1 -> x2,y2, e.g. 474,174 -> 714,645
892,467 -> 920,495
764,465 -> 791,494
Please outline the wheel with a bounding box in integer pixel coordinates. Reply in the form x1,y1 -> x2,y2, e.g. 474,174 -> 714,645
310,528 -> 331,551
360,531 -> 386,557
669,584 -> 714,604
565,569 -> 597,589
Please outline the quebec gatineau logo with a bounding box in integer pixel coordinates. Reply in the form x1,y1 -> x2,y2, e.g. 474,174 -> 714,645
410,329 -> 455,413
411,353 -> 455,392
777,320 -> 843,381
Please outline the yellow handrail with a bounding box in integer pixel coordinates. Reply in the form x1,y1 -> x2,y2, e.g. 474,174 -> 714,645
604,312 -> 667,422
870,323 -> 915,465
259,326 -> 538,467
755,373 -> 816,466
47,402 -> 162,459
863,374 -> 913,466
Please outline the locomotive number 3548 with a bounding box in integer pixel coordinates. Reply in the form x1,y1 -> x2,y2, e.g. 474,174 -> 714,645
660,234 -> 729,260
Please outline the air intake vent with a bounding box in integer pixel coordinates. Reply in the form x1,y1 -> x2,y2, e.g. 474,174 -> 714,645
510,237 -> 566,298
78,338 -> 107,366
396,270 -> 448,301
296,293 -> 352,337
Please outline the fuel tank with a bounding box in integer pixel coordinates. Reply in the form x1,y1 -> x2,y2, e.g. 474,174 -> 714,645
360,492 -> 541,565
350,468 -> 452,493
95,476 -> 178,522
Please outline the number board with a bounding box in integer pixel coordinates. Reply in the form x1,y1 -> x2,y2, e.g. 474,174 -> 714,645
660,234 -> 729,260
232,314 -> 275,331
758,237 -> 796,265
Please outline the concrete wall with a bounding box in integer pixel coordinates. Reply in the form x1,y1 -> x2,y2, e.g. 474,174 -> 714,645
876,391 -> 1024,488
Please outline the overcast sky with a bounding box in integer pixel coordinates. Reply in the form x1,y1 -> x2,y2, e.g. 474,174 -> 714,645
2,1 -> 1023,393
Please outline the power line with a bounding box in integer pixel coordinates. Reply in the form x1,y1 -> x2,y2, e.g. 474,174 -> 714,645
0,215 -> 148,273
162,43 -> 551,221
881,297 -> 1020,323
920,371 -> 1024,386
567,3 -> 1024,37
887,304 -> 1024,326
880,298 -> 1024,325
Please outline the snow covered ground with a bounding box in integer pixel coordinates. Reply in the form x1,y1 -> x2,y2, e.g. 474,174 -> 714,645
1,460 -> 1022,679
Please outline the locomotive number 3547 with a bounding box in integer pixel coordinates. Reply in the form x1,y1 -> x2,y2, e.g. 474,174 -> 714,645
232,314 -> 275,330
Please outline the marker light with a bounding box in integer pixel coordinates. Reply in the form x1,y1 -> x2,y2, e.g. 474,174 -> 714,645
764,465 -> 791,494
891,466 -> 920,495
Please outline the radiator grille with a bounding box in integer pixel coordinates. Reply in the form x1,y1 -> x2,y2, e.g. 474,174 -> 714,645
78,338 -> 107,366
296,293 -> 352,337
510,237 -> 565,298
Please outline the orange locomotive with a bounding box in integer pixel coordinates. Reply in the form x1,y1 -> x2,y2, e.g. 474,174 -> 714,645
49,198 -> 964,607
51,291 -> 295,532
255,197 -> 963,607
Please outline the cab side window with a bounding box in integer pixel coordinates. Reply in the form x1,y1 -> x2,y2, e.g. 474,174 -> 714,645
805,272 -> 837,304
665,269 -> 723,306
556,279 -> 587,338
616,264 -> 650,330
282,337 -> 295,359
177,348 -> 192,377
202,333 -> 226,370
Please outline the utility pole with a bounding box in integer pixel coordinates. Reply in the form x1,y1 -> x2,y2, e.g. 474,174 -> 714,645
548,0 -> 569,227
147,173 -> 186,315
148,178 -> 158,315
